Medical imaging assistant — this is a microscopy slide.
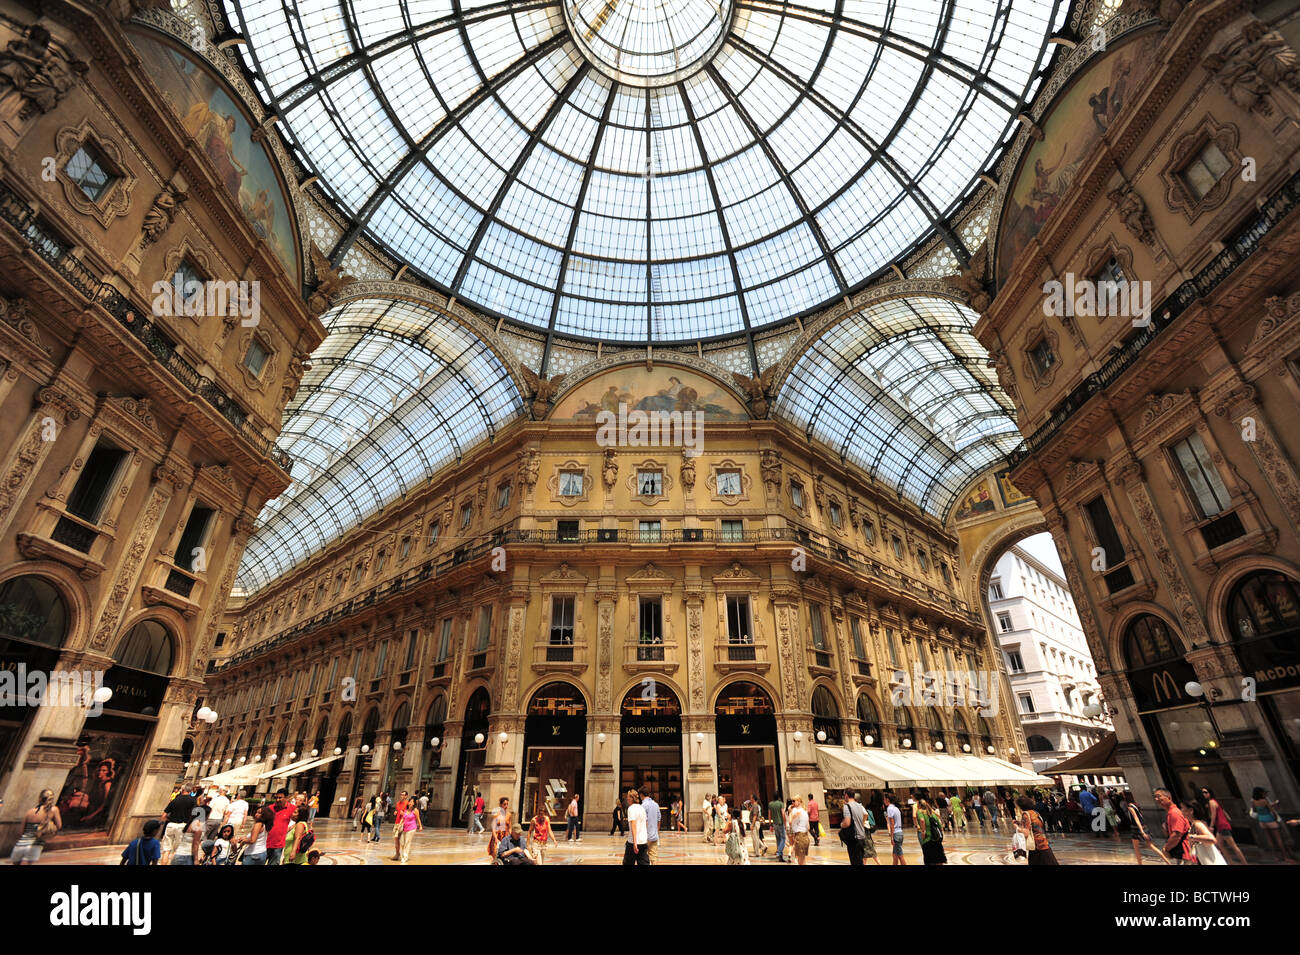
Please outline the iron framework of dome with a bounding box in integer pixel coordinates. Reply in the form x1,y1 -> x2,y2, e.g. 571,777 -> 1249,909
221,0 -> 1067,347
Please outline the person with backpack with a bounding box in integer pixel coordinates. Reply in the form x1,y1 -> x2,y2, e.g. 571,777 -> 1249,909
859,797 -> 880,864
916,799 -> 947,865
283,804 -> 314,865
838,789 -> 869,865
120,819 -> 162,866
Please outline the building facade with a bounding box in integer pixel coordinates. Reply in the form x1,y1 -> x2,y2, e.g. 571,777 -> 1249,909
979,0 -> 1300,825
988,543 -> 1114,773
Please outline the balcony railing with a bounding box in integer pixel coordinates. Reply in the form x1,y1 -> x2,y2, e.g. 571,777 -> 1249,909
0,179 -> 292,474
51,514 -> 97,553
1008,166 -> 1300,467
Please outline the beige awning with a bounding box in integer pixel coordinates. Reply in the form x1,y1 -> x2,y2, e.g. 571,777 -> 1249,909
276,753 -> 342,776
201,761 -> 267,788
815,746 -> 1055,788
255,755 -> 323,780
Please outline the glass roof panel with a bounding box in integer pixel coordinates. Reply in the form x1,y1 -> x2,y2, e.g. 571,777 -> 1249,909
223,0 -> 1066,344
236,299 -> 525,592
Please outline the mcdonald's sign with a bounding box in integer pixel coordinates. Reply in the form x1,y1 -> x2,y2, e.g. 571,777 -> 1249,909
1130,658 -> 1198,713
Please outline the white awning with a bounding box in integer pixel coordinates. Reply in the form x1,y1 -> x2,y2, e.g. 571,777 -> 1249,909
276,753 -> 342,775
201,761 -> 267,788
815,746 -> 1055,788
255,755 -> 322,781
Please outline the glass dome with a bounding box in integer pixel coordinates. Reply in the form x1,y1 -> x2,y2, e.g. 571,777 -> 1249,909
223,0 -> 1064,344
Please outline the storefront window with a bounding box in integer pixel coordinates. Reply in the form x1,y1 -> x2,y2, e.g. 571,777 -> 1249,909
524,683 -> 586,823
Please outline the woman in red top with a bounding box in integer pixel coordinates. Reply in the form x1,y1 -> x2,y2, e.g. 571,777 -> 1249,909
1200,787 -> 1248,865
530,810 -> 557,863
1015,795 -> 1059,865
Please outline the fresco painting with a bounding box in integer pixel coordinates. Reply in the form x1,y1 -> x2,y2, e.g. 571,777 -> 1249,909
954,477 -> 997,520
995,33 -> 1160,286
552,367 -> 748,421
132,32 -> 299,282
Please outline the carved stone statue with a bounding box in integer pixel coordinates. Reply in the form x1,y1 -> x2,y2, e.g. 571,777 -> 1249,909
520,365 -> 565,420
760,448 -> 783,495
601,447 -> 618,490
515,447 -> 539,492
943,242 -> 992,314
306,242 -> 357,317
1108,185 -> 1156,247
0,24 -> 88,125
730,365 -> 778,418
140,183 -> 187,246
1202,19 -> 1299,116
986,346 -> 1019,404
680,453 -> 696,491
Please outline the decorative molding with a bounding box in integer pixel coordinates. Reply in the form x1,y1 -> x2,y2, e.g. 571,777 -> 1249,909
704,459 -> 751,505
626,458 -> 673,505
546,460 -> 592,506
54,119 -> 137,228
1021,321 -> 1061,391
1160,115 -> 1241,222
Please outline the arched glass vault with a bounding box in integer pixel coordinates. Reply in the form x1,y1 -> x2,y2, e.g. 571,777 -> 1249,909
237,298 -> 525,591
776,295 -> 1020,516
222,0 -> 1066,345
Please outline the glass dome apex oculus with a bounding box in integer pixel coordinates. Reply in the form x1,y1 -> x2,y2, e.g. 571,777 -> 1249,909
222,0 -> 1066,344
564,0 -> 733,87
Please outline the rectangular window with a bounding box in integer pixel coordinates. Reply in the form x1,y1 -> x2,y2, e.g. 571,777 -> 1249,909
862,520 -> 875,544
214,631 -> 227,649
726,595 -> 752,644
1006,650 -> 1024,673
1083,496 -> 1126,564
1170,433 -> 1231,518
638,520 -> 661,542
400,536 -> 411,561
176,504 -> 214,572
1018,693 -> 1036,715
988,580 -> 1004,600
476,606 -> 492,651
460,503 -> 473,528
326,656 -> 339,689
717,470 -> 742,496
373,641 -> 388,678
638,597 -> 662,645
720,519 -> 744,542
375,550 -> 388,574
556,519 -> 580,542
559,471 -> 584,496
636,470 -> 663,495
403,629 -> 418,670
829,502 -> 842,526
497,483 -> 511,509
809,603 -> 827,650
891,536 -> 904,559
66,143 -> 113,201
307,662 -> 320,693
550,596 -> 575,645
243,337 -> 269,377
885,627 -> 900,667
428,522 -> 440,547
790,482 -> 804,509
849,617 -> 866,658
997,611 -> 1014,632
436,618 -> 452,661
349,650 -> 361,679
1179,140 -> 1231,199
351,563 -> 364,585
333,574 -> 345,596
65,443 -> 128,524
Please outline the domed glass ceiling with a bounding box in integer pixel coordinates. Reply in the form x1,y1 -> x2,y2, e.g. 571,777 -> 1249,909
223,0 -> 1066,345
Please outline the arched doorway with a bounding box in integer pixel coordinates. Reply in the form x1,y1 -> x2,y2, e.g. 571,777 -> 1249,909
620,682 -> 682,804
0,576 -> 73,785
60,618 -> 175,833
348,708 -> 381,810
523,683 -> 587,824
418,696 -> 446,795
714,681 -> 778,808
454,688 -> 491,824
925,708 -> 946,752
1123,613 -> 1228,801
893,703 -> 916,751
811,685 -> 842,745
384,701 -> 411,796
952,710 -> 974,755
1226,571 -> 1300,786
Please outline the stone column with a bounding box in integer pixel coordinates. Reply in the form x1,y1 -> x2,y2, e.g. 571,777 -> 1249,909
0,386 -> 82,537
682,713 -> 715,831
586,588 -> 619,821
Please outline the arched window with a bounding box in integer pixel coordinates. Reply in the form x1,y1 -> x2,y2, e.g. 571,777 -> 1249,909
1227,571 -> 1300,640
293,721 -> 307,757
529,682 -> 587,716
0,575 -> 68,646
463,687 -> 490,725
1026,734 -> 1055,753
313,717 -> 329,755
925,708 -> 946,750
811,685 -> 841,745
361,708 -> 381,748
952,710 -> 973,754
894,704 -> 916,749
622,682 -> 681,716
856,694 -> 881,747
714,681 -> 774,715
112,620 -> 174,675
261,728 -> 273,759
1124,614 -> 1180,668
978,716 -> 995,754
336,712 -> 353,750
391,702 -> 411,731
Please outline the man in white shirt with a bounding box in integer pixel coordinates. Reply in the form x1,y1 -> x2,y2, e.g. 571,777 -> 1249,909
622,789 -> 649,866
225,790 -> 250,833
206,788 -> 230,841
884,792 -> 906,865
787,797 -> 811,865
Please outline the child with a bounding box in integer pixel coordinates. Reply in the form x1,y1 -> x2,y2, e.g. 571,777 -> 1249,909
121,819 -> 163,865
1011,828 -> 1028,862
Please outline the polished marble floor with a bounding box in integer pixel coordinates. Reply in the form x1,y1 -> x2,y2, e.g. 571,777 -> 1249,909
22,817 -> 1286,865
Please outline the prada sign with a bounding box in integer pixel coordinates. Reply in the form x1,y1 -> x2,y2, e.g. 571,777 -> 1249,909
525,714 -> 586,746
99,665 -> 168,718
1129,658 -> 1199,713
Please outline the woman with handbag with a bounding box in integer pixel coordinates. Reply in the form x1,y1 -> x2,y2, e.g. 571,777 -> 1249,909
10,789 -> 61,864
721,810 -> 749,864
915,800 -> 946,865
1249,787 -> 1294,863
1016,794 -> 1059,865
